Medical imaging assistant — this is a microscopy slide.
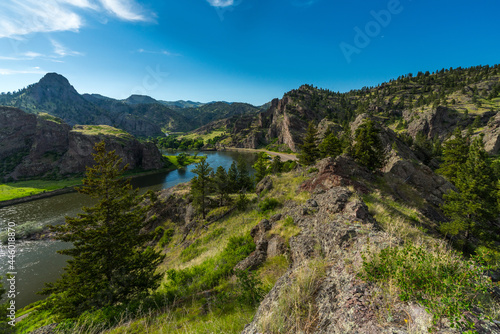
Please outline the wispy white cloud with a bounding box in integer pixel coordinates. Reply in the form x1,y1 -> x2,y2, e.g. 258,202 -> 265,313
22,51 -> 45,58
50,39 -> 84,57
0,67 -> 46,75
137,49 -> 178,56
207,0 -> 234,8
0,0 -> 83,39
99,0 -> 151,21
0,0 -> 154,39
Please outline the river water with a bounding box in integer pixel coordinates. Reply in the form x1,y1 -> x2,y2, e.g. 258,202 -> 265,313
0,150 -> 257,309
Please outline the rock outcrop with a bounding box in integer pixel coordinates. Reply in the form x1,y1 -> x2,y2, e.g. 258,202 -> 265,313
241,163 -> 498,333
0,107 -> 163,180
483,113 -> 500,154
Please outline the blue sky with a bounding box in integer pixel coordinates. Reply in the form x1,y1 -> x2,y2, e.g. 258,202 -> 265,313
0,0 -> 499,105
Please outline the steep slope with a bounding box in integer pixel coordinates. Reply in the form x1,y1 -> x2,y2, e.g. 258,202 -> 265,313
223,64 -> 500,153
0,73 -> 111,126
0,106 -> 163,180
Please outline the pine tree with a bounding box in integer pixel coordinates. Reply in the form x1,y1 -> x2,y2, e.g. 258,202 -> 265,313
190,158 -> 213,219
298,121 -> 320,166
227,161 -> 239,193
270,155 -> 283,174
213,166 -> 230,207
441,136 -> 498,245
41,141 -> 164,317
319,130 -> 342,158
437,127 -> 469,183
254,152 -> 269,183
236,155 -> 252,192
352,119 -> 385,170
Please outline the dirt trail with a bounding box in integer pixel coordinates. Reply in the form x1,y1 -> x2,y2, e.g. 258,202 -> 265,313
221,148 -> 298,161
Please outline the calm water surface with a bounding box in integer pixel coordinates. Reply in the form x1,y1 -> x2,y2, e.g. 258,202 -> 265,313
0,151 -> 256,308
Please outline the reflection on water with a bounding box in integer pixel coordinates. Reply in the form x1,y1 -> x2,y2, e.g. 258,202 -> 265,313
0,150 -> 256,308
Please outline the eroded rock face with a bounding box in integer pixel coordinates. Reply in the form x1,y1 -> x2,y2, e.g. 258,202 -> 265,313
0,107 -> 37,161
58,127 -> 163,174
0,107 -> 163,180
384,157 -> 453,206
483,113 -> 500,154
405,106 -> 462,140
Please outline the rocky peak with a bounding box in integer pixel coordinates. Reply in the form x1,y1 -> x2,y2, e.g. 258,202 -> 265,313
123,95 -> 159,105
30,73 -> 80,102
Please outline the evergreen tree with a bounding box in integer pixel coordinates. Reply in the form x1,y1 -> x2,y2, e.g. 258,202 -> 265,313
254,152 -> 269,183
190,159 -> 213,219
270,155 -> 283,174
177,152 -> 188,166
227,161 -> 239,193
441,136 -> 498,245
41,141 -> 164,317
352,119 -> 385,170
437,127 -> 469,183
319,130 -> 342,158
298,121 -> 320,166
213,166 -> 230,207
236,155 -> 252,192
340,125 -> 353,155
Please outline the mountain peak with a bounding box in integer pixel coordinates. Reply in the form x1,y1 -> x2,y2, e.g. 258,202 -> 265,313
38,72 -> 72,87
123,94 -> 159,105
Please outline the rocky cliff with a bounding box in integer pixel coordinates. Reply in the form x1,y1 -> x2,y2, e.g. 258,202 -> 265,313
0,107 -> 163,180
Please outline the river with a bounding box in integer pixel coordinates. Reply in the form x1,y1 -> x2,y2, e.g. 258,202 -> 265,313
0,150 -> 257,309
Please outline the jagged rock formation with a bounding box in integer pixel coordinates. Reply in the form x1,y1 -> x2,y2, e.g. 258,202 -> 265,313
241,156 -> 498,334
0,107 -> 163,180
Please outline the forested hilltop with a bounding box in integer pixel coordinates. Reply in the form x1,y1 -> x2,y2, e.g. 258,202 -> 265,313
193,64 -> 500,155
5,64 -> 500,334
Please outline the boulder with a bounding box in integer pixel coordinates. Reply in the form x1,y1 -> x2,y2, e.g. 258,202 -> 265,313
255,175 -> 273,194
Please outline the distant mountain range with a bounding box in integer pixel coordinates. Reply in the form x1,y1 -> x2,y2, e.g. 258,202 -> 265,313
0,73 -> 264,137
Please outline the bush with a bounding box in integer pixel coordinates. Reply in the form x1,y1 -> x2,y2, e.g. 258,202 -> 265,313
258,198 -> 280,213
234,269 -> 266,307
282,161 -> 297,172
360,243 -> 493,330
157,228 -> 174,248
236,193 -> 250,212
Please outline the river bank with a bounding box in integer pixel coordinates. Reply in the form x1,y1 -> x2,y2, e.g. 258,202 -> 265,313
0,153 -> 206,207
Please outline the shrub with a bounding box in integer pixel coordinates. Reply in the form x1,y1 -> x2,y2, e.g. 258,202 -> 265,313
258,198 -> 280,213
236,193 -> 250,212
360,243 -> 493,330
158,228 -> 174,248
234,269 -> 266,307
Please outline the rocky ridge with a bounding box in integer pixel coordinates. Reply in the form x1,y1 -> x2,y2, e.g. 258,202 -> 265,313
240,157 -> 498,333
0,106 -> 163,180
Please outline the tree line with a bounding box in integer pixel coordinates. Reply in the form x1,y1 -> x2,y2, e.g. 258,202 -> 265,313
190,154 -> 295,219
